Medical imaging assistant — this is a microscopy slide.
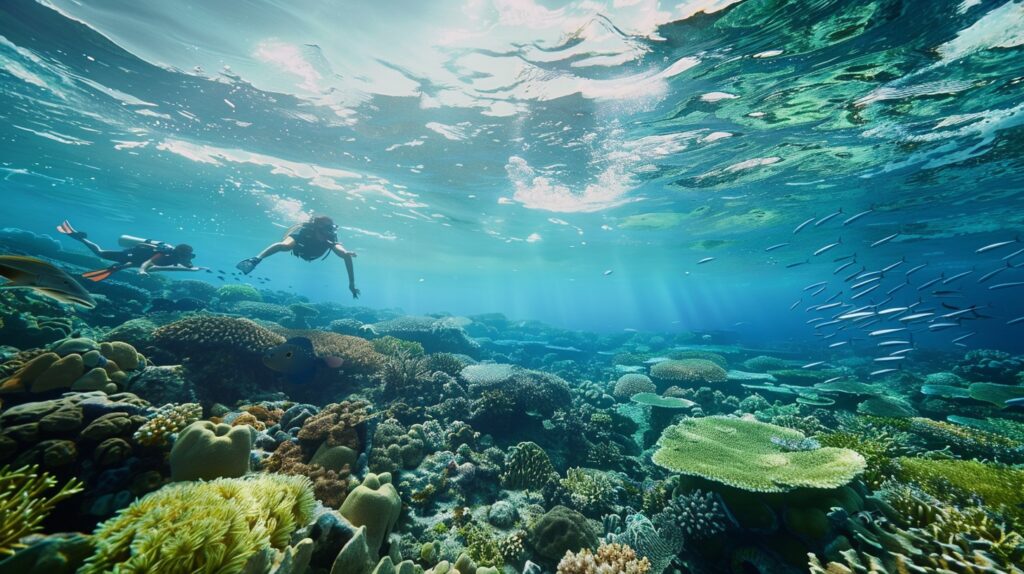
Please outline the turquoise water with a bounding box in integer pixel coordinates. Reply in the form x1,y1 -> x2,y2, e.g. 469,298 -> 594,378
3,0 -> 1023,341
2,2 -> 1024,574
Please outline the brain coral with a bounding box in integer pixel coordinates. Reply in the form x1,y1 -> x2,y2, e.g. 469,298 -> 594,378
650,359 -> 728,386
153,315 -> 285,356
613,374 -> 656,401
652,416 -> 865,492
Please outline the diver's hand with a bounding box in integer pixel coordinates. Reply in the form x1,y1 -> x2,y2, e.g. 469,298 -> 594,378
350,285 -> 361,299
348,251 -> 358,258
138,269 -> 149,276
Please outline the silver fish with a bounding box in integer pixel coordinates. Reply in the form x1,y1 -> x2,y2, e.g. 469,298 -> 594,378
978,263 -> 1011,284
877,340 -> 910,346
870,368 -> 899,376
816,301 -> 843,310
874,356 -> 904,362
851,277 -> 881,290
842,208 -> 873,226
886,280 -> 910,295
824,291 -> 843,303
928,322 -> 960,331
951,332 -> 975,343
839,311 -> 875,320
834,260 -> 857,274
942,268 -> 973,284
870,328 -> 906,336
698,257 -> 715,264
878,307 -> 908,315
899,312 -> 934,322
880,258 -> 905,273
844,266 -> 866,282
975,236 -> 1019,253
765,242 -> 790,252
814,239 -> 842,256
989,281 -> 1024,290
793,217 -> 815,234
1001,247 -> 1024,261
802,361 -> 826,369
789,299 -> 802,310
1007,316 -> 1024,326
905,263 -> 927,277
829,341 -> 849,348
804,281 -> 828,291
916,274 -> 944,291
822,376 -> 846,384
850,284 -> 880,300
811,285 -> 827,297
870,233 -> 899,247
815,209 -> 843,226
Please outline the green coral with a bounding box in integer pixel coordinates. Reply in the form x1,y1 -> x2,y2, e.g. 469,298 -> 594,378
458,524 -> 504,568
652,416 -> 865,492
612,374 -> 656,401
169,421 -> 252,481
650,359 -> 727,386
79,474 -> 314,573
501,441 -> 555,490
373,335 -> 426,357
560,468 -> 616,514
215,284 -> 262,303
894,458 -> 1024,527
0,465 -> 84,556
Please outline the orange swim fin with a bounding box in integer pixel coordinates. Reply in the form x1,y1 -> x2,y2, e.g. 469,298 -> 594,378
82,268 -> 116,282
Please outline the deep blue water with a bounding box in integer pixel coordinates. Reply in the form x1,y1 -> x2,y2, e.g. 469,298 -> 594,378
2,0 -> 1023,351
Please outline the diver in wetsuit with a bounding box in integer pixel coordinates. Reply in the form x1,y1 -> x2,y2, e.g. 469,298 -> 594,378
56,220 -> 206,281
236,215 -> 360,299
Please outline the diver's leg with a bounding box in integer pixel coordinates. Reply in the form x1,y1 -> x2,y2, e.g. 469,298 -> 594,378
238,237 -> 294,274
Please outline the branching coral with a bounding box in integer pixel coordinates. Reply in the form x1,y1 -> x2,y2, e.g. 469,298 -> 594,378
560,468 -> 616,516
263,441 -> 352,508
557,542 -> 651,574
79,474 -> 315,573
0,464 -> 84,555
132,403 -> 202,448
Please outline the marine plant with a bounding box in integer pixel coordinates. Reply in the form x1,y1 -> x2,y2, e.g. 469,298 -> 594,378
652,416 -> 865,492
0,464 -> 84,556
79,474 -> 315,573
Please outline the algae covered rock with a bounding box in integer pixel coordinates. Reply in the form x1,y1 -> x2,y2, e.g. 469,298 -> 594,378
652,416 -> 865,492
169,420 -> 252,481
529,505 -> 598,562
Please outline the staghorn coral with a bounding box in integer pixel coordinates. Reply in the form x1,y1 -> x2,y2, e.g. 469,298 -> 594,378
501,441 -> 556,490
612,374 -> 656,401
652,416 -> 865,492
649,359 -> 727,386
79,474 -> 315,573
557,542 -> 651,574
132,403 -> 202,448
651,489 -> 732,544
297,400 -> 373,450
0,464 -> 84,555
894,457 -> 1024,527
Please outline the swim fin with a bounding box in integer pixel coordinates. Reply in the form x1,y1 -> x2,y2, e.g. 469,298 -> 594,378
236,257 -> 261,275
82,265 -> 123,282
56,220 -> 87,240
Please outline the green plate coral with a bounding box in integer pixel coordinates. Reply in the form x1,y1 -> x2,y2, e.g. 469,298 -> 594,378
652,416 -> 865,492
79,474 -> 315,574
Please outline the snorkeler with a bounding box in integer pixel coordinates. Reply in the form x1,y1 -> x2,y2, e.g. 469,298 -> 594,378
56,220 -> 206,281
236,215 -> 360,299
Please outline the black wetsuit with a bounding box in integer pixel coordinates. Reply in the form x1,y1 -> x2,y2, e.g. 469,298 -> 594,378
289,224 -> 337,261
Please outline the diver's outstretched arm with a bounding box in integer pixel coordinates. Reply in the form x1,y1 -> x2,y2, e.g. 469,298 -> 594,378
332,243 -> 359,298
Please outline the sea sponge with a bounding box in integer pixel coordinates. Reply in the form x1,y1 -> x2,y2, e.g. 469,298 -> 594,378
557,542 -> 651,574
169,421 -> 252,482
650,359 -> 727,386
79,474 -> 315,573
0,464 -> 83,556
501,441 -> 555,490
612,374 -> 656,401
652,416 -> 865,492
339,473 -> 402,556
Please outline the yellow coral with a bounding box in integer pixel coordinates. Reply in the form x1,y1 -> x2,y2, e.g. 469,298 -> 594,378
80,474 -> 315,573
133,403 -> 202,448
0,464 -> 83,555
